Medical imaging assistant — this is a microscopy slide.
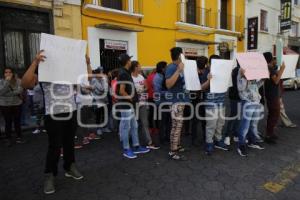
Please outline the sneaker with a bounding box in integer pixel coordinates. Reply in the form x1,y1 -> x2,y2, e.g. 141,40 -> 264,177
88,133 -> 101,140
44,174 -> 55,195
237,145 -> 248,157
147,144 -> 160,150
205,143 -> 214,155
65,164 -> 84,180
74,144 -> 83,149
248,143 -> 265,150
16,137 -> 26,144
233,137 -> 239,143
178,146 -> 189,153
256,137 -> 264,143
224,137 -> 231,146
60,149 -> 63,158
96,129 -> 103,136
32,129 -> 41,134
123,149 -> 137,159
214,141 -> 229,151
288,124 -> 297,128
82,137 -> 90,145
102,127 -> 112,133
133,146 -> 150,154
168,152 -> 187,161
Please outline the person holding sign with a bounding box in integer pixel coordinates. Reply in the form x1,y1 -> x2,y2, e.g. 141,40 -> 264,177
236,65 -> 265,157
202,55 -> 229,156
165,47 -> 189,161
263,52 -> 286,144
21,51 -> 87,194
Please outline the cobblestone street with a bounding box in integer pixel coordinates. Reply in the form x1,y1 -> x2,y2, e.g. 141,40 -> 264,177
1,91 -> 300,200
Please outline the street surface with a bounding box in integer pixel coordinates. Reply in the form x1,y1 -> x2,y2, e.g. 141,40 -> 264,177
1,90 -> 300,200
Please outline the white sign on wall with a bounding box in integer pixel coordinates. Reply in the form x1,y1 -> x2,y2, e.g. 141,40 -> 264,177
104,39 -> 128,51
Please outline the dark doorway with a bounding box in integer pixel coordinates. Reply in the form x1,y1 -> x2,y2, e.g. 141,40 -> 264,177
220,0 -> 228,29
100,39 -> 127,73
0,3 -> 53,77
186,0 -> 197,25
101,0 -> 123,10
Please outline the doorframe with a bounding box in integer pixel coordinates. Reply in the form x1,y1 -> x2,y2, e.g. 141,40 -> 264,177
0,1 -> 54,77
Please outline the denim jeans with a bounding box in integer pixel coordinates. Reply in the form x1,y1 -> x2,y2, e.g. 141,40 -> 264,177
119,109 -> 140,150
225,99 -> 240,138
238,101 -> 262,146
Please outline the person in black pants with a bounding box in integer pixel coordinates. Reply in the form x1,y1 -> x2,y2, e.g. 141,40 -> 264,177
0,67 -> 24,146
21,51 -> 89,194
190,56 -> 209,146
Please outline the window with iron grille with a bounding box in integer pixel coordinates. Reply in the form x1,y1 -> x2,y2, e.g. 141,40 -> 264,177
260,10 -> 268,32
291,21 -> 299,37
101,0 -> 123,10
186,0 -> 196,24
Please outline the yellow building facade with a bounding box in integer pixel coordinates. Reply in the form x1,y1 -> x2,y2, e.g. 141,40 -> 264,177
82,0 -> 245,71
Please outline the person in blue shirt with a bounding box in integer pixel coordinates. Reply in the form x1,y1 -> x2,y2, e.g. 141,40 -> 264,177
153,61 -> 171,144
201,55 -> 229,155
165,47 -> 189,160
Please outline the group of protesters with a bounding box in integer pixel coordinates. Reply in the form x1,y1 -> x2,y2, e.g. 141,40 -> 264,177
0,47 -> 297,194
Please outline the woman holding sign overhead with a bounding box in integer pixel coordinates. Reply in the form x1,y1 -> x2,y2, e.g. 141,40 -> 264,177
21,51 -> 90,195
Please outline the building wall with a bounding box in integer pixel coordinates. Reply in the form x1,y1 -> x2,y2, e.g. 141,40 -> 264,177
82,0 -> 245,69
246,0 -> 300,53
0,0 -> 82,40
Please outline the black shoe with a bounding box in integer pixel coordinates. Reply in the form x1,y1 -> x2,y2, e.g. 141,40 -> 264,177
264,137 -> 277,144
237,145 -> 248,157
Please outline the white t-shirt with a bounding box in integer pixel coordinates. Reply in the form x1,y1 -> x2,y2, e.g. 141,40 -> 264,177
132,74 -> 147,102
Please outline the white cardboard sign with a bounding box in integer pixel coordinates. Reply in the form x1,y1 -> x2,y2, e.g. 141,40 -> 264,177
210,59 -> 234,93
281,55 -> 299,79
39,33 -> 88,84
181,54 -> 201,91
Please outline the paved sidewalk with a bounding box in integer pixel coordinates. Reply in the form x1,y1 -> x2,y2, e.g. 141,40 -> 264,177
1,91 -> 300,200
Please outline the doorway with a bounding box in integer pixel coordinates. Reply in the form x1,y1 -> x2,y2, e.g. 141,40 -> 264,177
99,39 -> 128,73
0,3 -> 53,77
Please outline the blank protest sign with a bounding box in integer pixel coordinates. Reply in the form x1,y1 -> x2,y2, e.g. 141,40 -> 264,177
282,55 -> 299,79
210,59 -> 234,93
38,33 -> 88,84
236,52 -> 269,80
183,59 -> 201,91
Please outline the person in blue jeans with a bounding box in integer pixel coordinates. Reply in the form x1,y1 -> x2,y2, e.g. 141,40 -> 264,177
224,66 -> 241,146
237,67 -> 265,157
116,53 -> 150,159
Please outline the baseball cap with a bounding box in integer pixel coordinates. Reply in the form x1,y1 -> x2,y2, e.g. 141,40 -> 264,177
118,53 -> 133,66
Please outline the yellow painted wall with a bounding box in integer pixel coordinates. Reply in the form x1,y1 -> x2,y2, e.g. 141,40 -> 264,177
54,4 -> 82,39
82,0 -> 245,66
